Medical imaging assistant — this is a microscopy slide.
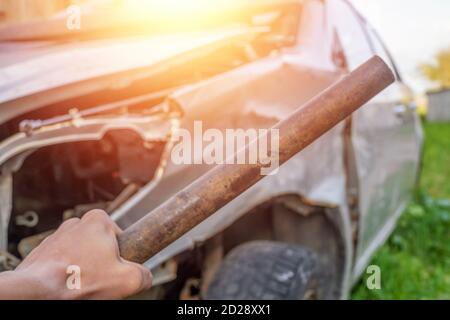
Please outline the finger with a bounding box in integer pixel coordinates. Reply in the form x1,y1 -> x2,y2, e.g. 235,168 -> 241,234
121,261 -> 153,295
107,218 -> 123,236
82,209 -> 122,235
57,217 -> 80,232
81,209 -> 109,222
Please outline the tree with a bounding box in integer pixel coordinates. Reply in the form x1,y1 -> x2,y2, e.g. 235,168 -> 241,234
422,48 -> 450,89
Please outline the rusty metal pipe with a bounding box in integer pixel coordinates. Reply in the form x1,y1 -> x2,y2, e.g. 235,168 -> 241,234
118,56 -> 395,263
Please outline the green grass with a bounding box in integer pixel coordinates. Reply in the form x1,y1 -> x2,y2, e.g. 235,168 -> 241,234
420,123 -> 450,199
352,122 -> 450,299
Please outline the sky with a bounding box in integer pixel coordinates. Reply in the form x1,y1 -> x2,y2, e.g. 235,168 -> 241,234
350,0 -> 450,92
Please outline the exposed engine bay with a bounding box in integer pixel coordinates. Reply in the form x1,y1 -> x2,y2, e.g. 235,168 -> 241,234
0,100 -> 179,270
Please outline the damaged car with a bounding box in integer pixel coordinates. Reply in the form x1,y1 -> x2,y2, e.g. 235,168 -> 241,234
0,0 -> 422,299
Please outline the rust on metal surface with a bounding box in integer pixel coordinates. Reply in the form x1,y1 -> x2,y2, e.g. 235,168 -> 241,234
118,56 -> 395,263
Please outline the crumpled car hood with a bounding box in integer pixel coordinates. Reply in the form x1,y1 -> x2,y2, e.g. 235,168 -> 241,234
0,27 -> 253,106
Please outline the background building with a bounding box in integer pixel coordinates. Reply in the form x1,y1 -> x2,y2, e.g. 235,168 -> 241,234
427,89 -> 450,122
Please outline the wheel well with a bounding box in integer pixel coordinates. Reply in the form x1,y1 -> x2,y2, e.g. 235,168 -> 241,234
215,195 -> 346,297
145,195 -> 348,299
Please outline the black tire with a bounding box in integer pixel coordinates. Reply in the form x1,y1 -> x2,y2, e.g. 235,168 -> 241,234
205,241 -> 325,300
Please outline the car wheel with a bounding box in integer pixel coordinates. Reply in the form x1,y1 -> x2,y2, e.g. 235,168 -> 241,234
204,241 -> 334,300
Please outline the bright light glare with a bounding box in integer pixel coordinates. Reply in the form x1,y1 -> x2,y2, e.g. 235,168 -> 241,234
119,0 -> 246,26
129,0 -> 216,12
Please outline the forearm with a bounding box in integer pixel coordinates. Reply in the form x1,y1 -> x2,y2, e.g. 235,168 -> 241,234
0,270 -> 52,300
